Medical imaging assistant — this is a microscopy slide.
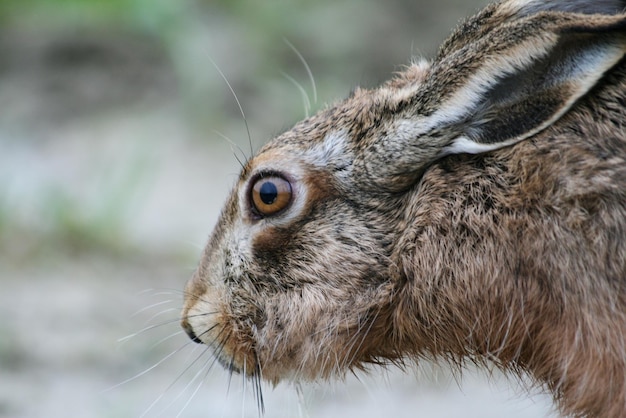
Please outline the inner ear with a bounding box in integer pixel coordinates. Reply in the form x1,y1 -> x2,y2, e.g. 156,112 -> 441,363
442,25 -> 626,156
461,32 -> 612,146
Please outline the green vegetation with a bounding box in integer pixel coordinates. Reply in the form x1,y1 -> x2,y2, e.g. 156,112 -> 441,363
0,149 -> 152,260
0,0 -> 482,260
0,0 -> 350,260
0,0 -> 184,34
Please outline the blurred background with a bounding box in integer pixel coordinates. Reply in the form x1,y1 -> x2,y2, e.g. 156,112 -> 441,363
0,0 -> 558,417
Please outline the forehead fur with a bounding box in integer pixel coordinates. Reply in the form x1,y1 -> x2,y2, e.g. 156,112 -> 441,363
253,60 -> 432,157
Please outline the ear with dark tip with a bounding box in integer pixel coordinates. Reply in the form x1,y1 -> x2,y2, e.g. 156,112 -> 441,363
437,0 -> 626,61
516,0 -> 626,17
438,14 -> 626,156
359,12 -> 626,193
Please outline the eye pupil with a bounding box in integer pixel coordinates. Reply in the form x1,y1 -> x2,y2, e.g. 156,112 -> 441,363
259,182 -> 278,205
250,175 -> 292,217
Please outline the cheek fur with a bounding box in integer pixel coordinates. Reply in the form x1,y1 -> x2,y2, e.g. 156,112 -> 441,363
251,281 -> 397,382
252,225 -> 295,257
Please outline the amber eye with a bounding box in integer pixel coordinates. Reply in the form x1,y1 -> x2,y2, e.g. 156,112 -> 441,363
251,176 -> 292,216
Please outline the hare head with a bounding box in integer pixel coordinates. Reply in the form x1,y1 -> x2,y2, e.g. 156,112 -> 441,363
182,0 -> 626,416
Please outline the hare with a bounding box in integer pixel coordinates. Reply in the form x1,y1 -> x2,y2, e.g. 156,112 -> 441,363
181,0 -> 626,416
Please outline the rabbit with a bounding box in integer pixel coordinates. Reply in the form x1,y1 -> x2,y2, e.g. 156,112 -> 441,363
181,0 -> 626,416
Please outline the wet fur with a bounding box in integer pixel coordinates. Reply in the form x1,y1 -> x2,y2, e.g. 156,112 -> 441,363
182,1 -> 626,416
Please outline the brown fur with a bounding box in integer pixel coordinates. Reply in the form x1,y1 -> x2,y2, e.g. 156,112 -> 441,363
182,1 -> 626,416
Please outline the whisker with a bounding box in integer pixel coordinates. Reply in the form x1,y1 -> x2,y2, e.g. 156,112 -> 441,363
118,312 -> 216,343
162,348 -> 215,418
143,307 -> 181,327
295,382 -> 309,418
345,308 -> 381,371
182,322 -> 222,356
136,288 -> 192,302
144,290 -> 187,299
102,341 -> 194,393
180,311 -> 219,321
118,318 -> 184,343
213,129 -> 247,169
139,345 -> 210,418
179,330 -> 211,365
227,356 -> 235,396
145,325 -> 225,417
131,300 -> 174,318
208,56 -> 254,158
280,71 -> 311,118
174,336 -> 230,418
253,352 -> 265,416
135,288 -> 160,297
174,361 -> 212,418
242,357 -> 247,418
150,287 -> 222,306
284,38 -> 318,104
255,364 -> 265,417
149,330 -> 186,350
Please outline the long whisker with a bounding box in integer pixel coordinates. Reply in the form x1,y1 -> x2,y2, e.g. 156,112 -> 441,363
153,285 -> 222,297
149,330 -> 186,350
136,288 -> 161,296
188,341 -> 232,418
142,290 -> 188,299
208,56 -> 254,157
213,129 -> 247,169
143,324 -> 225,417
118,318 -> 184,343
131,300 -> 174,317
254,359 -> 265,417
118,312 -> 217,343
174,328 -> 232,418
242,357 -> 247,418
345,308 -> 381,371
152,287 -> 223,306
143,307 -> 181,327
295,382 -> 309,418
161,348 -> 214,418
102,340 -> 194,393
284,38 -> 318,104
174,360 -> 212,418
280,71 -> 311,118
179,323 -> 222,366
139,344 -> 211,418
227,356 -> 235,396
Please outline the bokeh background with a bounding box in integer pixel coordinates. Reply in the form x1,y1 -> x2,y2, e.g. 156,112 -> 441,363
1,0 -> 558,417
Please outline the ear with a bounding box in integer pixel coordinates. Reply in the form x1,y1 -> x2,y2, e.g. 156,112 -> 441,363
514,0 -> 626,17
437,0 -> 626,68
362,12 -> 626,192
437,13 -> 626,156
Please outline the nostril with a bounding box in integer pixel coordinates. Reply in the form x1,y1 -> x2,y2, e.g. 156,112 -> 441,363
186,329 -> 203,345
181,320 -> 203,344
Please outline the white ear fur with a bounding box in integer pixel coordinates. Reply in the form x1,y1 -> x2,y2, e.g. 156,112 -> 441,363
441,31 -> 626,155
440,137 -> 506,156
359,11 -> 626,193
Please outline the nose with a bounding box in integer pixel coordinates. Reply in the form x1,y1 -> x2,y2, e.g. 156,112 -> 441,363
181,319 -> 203,344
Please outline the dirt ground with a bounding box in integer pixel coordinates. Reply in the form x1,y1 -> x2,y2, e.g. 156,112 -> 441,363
1,0 -> 560,416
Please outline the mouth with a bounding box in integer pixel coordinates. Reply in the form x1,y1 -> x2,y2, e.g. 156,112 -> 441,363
182,317 -> 261,379
213,343 -> 262,379
182,316 -> 267,413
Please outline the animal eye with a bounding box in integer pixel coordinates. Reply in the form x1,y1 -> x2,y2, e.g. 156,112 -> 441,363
251,176 -> 292,216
